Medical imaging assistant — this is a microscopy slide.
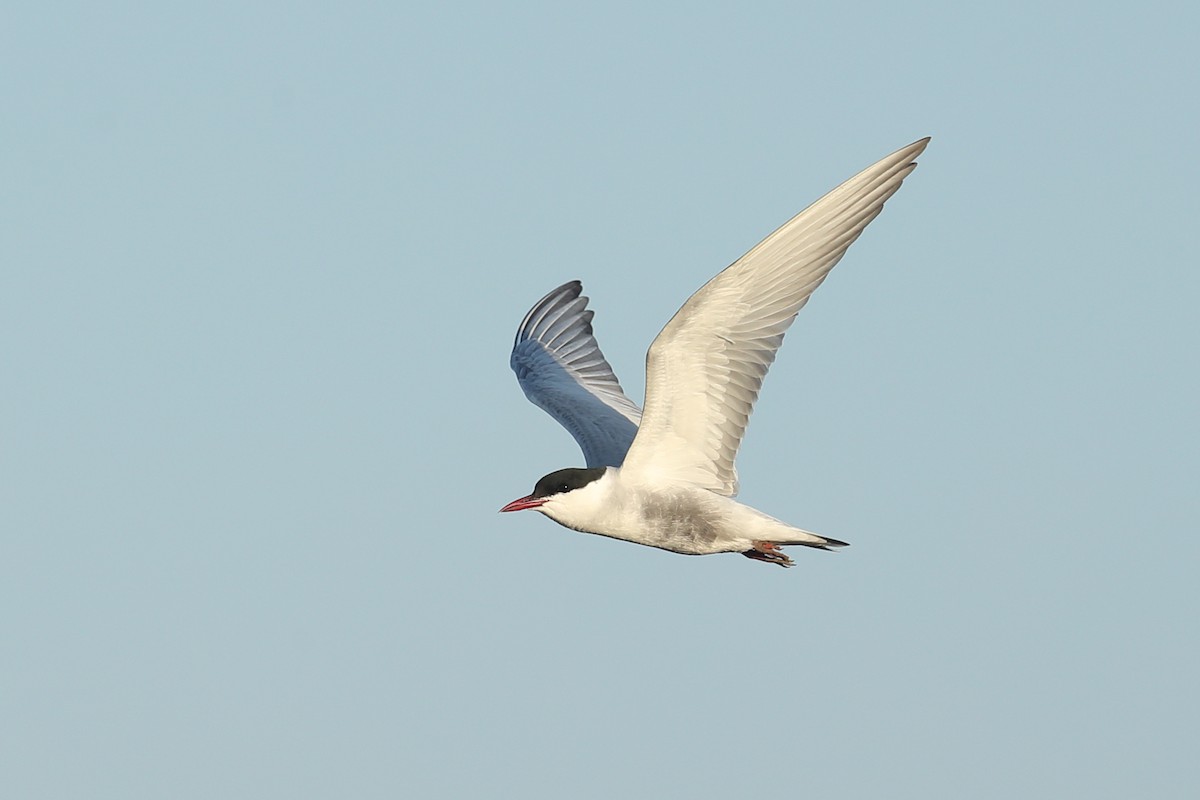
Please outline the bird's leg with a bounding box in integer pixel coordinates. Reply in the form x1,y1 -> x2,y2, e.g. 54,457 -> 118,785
743,541 -> 794,568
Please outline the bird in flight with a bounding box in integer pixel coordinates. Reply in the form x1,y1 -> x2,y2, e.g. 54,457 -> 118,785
502,138 -> 929,566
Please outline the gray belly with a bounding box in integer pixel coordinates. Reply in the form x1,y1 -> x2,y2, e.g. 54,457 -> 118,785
636,493 -> 724,554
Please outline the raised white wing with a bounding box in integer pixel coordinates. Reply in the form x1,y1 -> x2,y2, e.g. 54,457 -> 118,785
510,281 -> 642,468
621,138 -> 930,495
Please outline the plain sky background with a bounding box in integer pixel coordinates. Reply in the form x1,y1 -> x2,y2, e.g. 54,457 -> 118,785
3,2 -> 1197,798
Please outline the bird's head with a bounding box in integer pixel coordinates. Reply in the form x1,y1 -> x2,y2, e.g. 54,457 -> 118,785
499,467 -> 608,513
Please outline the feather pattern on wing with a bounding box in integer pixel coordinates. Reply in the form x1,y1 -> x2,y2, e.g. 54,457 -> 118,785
620,138 -> 930,495
510,281 -> 642,468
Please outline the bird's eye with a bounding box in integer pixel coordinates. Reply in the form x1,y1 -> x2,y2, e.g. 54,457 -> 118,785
558,484 -> 569,492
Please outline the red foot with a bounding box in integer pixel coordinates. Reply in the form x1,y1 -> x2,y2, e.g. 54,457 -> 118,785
742,541 -> 794,568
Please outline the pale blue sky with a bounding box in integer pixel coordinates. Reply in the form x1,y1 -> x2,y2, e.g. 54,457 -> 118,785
3,2 -> 1197,798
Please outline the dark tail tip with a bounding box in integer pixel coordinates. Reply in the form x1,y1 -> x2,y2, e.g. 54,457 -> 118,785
799,536 -> 849,552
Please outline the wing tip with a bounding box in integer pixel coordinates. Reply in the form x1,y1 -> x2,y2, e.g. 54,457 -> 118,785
514,279 -> 587,348
898,136 -> 932,165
